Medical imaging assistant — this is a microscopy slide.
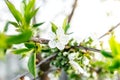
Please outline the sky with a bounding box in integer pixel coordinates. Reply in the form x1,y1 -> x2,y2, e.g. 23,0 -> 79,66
0,0 -> 120,79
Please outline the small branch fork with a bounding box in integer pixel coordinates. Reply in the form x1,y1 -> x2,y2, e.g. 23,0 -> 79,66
12,37 -> 110,80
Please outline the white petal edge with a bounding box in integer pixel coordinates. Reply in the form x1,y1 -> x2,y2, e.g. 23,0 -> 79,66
69,60 -> 84,74
56,27 -> 64,36
48,40 -> 56,48
56,42 -> 65,50
49,32 -> 56,40
60,35 -> 69,45
68,53 -> 76,60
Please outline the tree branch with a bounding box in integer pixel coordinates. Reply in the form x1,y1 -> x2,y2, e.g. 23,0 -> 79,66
98,22 -> 120,39
36,53 -> 58,68
76,45 -> 101,53
32,37 -> 108,53
11,53 -> 58,80
12,72 -> 29,80
12,37 -> 111,80
31,37 -> 49,44
68,0 -> 78,23
32,37 -> 111,53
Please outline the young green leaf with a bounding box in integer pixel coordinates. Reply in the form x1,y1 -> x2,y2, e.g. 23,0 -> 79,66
29,7 -> 39,21
62,18 -> 67,29
13,48 -> 31,55
101,50 -> 113,58
7,29 -> 32,45
25,7 -> 39,24
35,43 -> 42,53
109,35 -> 120,56
109,59 -> 120,70
28,53 -> 36,78
4,22 -> 9,32
24,0 -> 36,24
26,0 -> 35,12
33,22 -> 44,28
24,42 -> 36,49
62,17 -> 70,33
65,23 -> 70,33
4,21 -> 19,32
5,0 -> 23,22
0,33 -> 7,48
51,22 -> 58,33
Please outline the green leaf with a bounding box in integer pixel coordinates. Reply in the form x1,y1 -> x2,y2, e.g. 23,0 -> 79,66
9,21 -> 19,28
5,0 -> 23,22
109,35 -> 120,56
4,21 -> 19,32
20,0 -> 26,15
24,42 -> 36,49
7,29 -> 32,45
101,50 -> 113,58
29,7 -> 39,22
26,0 -> 35,12
33,22 -> 44,28
62,17 -> 70,33
109,59 -> 120,70
51,22 -> 58,33
0,33 -> 7,48
28,53 -> 36,78
62,18 -> 67,30
13,48 -> 31,54
65,23 -> 70,33
4,22 -> 9,32
24,0 -> 36,24
25,7 -> 39,24
35,43 -> 42,53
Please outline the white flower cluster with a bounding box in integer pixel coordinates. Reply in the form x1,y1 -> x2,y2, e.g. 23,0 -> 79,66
48,27 -> 69,50
68,53 -> 90,77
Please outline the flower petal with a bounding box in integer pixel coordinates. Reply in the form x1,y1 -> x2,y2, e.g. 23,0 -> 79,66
69,61 -> 84,73
48,40 -> 56,48
56,27 -> 64,36
69,60 -> 89,77
68,53 -> 76,60
60,35 -> 69,45
49,32 -> 56,40
56,42 -> 65,50
83,57 -> 89,65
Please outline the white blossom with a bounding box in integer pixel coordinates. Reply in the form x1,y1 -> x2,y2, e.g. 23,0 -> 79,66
69,60 -> 89,77
63,52 -> 68,56
68,52 -> 79,60
68,53 -> 76,60
48,27 -> 69,50
83,57 -> 89,65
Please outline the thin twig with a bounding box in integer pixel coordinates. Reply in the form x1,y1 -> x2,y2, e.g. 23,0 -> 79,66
12,72 -> 29,80
76,45 -> 101,53
12,53 -> 58,80
36,53 -> 58,68
31,37 -> 49,44
68,0 -> 78,23
98,22 -> 120,39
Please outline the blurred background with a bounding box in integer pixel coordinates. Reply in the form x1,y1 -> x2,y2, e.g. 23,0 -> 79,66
1,0 -> 120,80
